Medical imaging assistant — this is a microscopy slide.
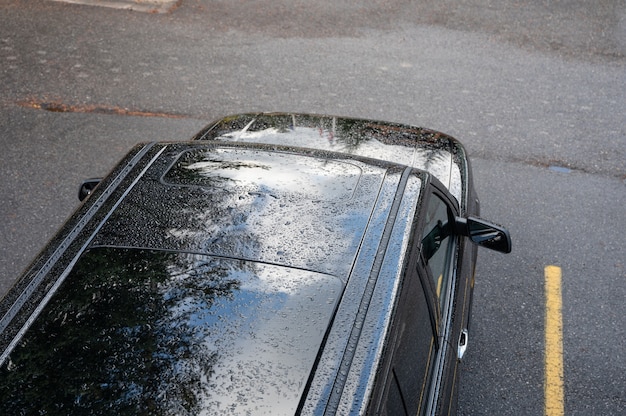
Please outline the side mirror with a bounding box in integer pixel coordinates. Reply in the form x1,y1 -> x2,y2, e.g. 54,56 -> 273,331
455,216 -> 512,253
78,178 -> 102,201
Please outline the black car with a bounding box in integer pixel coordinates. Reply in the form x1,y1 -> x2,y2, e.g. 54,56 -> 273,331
0,113 -> 510,415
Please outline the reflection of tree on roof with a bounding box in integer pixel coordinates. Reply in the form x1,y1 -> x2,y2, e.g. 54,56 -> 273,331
0,248 -> 243,415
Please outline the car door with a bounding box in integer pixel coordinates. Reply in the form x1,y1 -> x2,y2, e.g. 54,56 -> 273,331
368,229 -> 438,416
367,180 -> 473,416
419,183 -> 470,415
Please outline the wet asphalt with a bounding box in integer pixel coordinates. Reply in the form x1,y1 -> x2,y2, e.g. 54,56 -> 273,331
1,0 -> 624,414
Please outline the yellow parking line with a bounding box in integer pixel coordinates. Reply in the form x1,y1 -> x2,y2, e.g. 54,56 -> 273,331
545,265 -> 564,416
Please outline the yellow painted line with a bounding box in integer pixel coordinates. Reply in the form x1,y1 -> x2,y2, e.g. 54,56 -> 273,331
545,265 -> 564,416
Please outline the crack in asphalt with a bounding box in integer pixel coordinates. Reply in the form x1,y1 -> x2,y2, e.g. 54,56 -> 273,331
17,98 -> 193,120
13,97 -> 626,181
49,0 -> 180,14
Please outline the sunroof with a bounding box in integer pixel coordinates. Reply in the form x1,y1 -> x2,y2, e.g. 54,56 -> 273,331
163,148 -> 362,201
0,247 -> 343,414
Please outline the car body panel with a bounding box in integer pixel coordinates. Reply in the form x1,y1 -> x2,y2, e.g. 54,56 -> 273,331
0,114 -> 509,415
0,141 -> 427,414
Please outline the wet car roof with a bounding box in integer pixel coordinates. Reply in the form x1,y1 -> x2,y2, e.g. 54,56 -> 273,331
0,141 -> 428,414
1,247 -> 343,414
92,142 -> 418,277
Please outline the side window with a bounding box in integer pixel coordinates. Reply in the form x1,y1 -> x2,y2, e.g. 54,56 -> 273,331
378,263 -> 436,416
421,193 -> 455,309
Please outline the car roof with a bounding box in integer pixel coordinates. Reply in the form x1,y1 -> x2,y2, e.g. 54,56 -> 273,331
92,141 -> 418,277
1,246 -> 343,414
0,140 -> 429,414
194,113 -> 469,209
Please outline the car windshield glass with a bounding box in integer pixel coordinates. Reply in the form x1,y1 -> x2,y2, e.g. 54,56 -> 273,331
0,247 -> 343,415
203,114 -> 463,203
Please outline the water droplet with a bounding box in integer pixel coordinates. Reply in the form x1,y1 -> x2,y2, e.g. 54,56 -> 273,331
549,165 -> 571,173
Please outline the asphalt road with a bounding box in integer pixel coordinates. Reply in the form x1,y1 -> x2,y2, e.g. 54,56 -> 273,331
1,0 -> 625,414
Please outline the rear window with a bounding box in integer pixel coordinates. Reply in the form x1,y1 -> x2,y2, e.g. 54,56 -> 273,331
0,247 -> 343,415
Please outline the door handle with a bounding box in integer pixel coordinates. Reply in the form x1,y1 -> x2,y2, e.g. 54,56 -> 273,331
458,329 -> 469,360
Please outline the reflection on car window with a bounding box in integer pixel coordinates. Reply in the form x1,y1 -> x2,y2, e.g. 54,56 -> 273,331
380,265 -> 435,415
422,193 -> 454,308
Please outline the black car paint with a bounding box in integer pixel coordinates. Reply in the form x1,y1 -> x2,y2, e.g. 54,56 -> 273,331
0,114 -> 510,415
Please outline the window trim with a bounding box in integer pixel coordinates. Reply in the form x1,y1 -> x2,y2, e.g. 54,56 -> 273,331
418,185 -> 459,328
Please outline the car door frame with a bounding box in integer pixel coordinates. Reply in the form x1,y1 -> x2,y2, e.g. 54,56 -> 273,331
419,179 -> 469,416
365,202 -> 440,416
366,177 -> 469,416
